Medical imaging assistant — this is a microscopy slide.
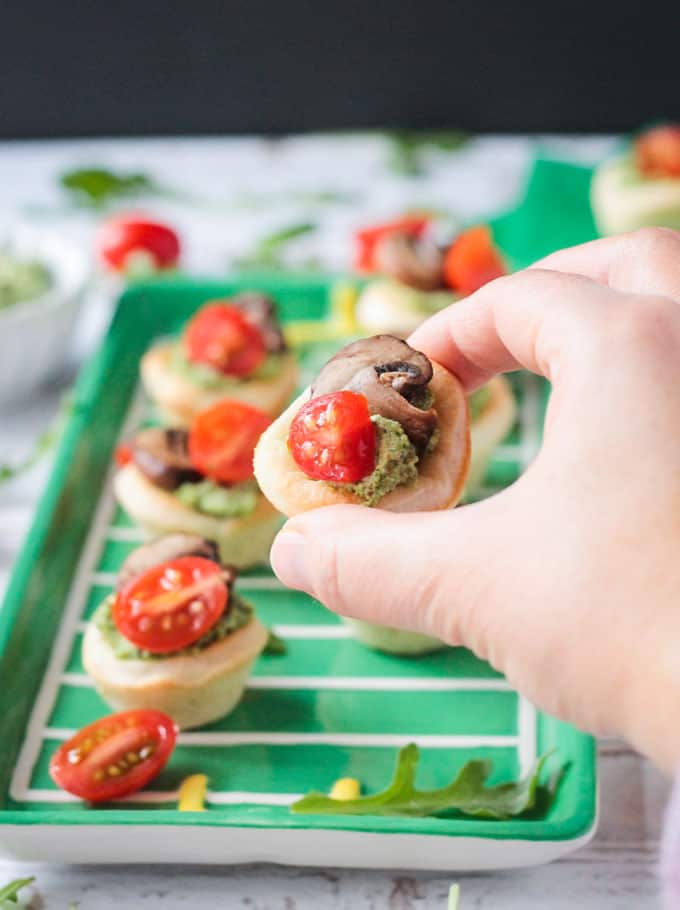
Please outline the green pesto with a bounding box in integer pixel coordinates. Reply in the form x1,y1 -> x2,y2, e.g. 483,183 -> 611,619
468,385 -> 491,421
93,592 -> 254,660
175,478 -> 259,518
169,344 -> 284,389
337,415 -> 419,507
0,251 -> 52,311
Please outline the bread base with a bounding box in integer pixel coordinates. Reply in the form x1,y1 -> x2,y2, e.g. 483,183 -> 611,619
141,343 -> 299,425
82,615 -> 268,729
465,375 -> 517,497
253,362 -> 470,517
356,280 -> 458,337
114,464 -> 282,568
342,618 -> 447,655
591,155 -> 680,236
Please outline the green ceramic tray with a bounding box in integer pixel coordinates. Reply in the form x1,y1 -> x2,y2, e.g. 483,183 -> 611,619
0,276 -> 596,869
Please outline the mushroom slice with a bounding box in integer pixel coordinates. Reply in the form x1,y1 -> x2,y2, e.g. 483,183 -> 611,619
311,335 -> 438,453
117,534 -> 232,591
132,428 -> 203,491
233,291 -> 287,353
373,231 -> 444,291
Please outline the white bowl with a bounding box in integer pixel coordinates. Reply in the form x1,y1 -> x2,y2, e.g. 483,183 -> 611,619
0,228 -> 91,407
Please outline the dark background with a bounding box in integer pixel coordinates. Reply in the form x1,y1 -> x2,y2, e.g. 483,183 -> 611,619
2,0 -> 678,139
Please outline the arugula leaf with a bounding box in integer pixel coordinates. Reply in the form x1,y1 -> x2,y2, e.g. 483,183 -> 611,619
233,222 -> 317,271
0,393 -> 73,485
59,167 -> 161,207
385,131 -> 469,177
263,629 -> 287,655
292,743 -> 554,819
0,877 -> 34,903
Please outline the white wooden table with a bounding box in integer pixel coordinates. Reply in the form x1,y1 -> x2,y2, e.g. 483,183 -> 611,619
0,134 -> 668,908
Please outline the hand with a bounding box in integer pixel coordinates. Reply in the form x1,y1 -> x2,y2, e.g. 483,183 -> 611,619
272,227 -> 680,774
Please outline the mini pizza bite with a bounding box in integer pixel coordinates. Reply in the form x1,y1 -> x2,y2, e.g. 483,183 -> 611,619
141,292 -> 299,425
591,125 -> 680,235
114,399 -> 282,569
355,222 -> 506,338
82,534 -> 268,729
254,334 -> 471,654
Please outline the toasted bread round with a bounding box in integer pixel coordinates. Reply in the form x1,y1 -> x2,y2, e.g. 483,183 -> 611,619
356,280 -> 458,337
140,343 -> 299,425
591,155 -> 680,236
465,375 -> 517,496
114,464 -> 282,568
83,614 -> 268,729
254,361 -> 470,517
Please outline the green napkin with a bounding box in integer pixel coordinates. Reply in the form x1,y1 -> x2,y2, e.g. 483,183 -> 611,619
490,157 -> 598,269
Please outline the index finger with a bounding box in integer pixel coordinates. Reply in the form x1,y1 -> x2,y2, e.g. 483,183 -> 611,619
408,267 -> 623,390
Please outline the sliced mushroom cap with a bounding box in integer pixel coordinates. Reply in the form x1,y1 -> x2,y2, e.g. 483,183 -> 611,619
117,534 -> 234,591
310,335 -> 438,453
132,428 -> 203,491
373,231 -> 444,291
233,291 -> 287,353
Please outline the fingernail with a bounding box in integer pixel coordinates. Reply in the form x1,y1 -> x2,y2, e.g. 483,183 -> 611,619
270,528 -> 311,593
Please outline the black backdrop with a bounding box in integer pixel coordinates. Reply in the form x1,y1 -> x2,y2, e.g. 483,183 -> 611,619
2,0 -> 678,139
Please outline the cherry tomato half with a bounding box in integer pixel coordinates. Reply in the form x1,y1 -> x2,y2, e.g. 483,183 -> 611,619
97,215 -> 180,274
114,443 -> 133,467
288,390 -> 376,483
189,399 -> 271,485
113,556 -> 228,653
354,215 -> 430,272
635,125 -> 680,178
49,709 -> 178,803
442,225 -> 506,296
184,303 -> 267,377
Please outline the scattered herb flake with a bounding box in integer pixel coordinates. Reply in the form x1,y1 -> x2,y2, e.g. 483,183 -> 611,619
264,629 -> 287,655
386,131 -> 469,177
233,221 -> 317,271
59,167 -> 162,207
0,393 -> 72,485
292,743 -> 555,819
0,877 -> 35,904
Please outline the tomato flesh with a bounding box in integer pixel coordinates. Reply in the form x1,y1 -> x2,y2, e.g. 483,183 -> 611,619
635,125 -> 680,178
49,709 -> 178,802
355,215 -> 430,272
114,443 -> 133,467
97,216 -> 180,273
113,556 -> 228,653
189,399 -> 271,485
288,391 -> 377,483
184,303 -> 266,377
442,225 -> 506,295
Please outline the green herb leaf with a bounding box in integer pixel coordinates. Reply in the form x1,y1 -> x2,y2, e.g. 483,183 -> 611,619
292,744 -> 554,819
386,131 -> 469,177
0,878 -> 34,903
448,884 -> 460,910
233,222 -> 317,271
0,393 -> 73,485
263,629 -> 287,655
232,189 -> 356,210
59,167 -> 160,207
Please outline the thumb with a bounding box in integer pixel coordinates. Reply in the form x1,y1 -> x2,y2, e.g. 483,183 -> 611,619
269,497 -> 513,646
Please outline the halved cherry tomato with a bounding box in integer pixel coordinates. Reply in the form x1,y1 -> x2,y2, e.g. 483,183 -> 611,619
355,215 -> 430,272
288,391 -> 376,483
442,225 -> 506,295
49,709 -> 178,803
184,303 -> 267,377
113,556 -> 228,653
635,125 -> 680,178
97,215 -> 180,273
115,443 -> 133,467
189,399 -> 271,485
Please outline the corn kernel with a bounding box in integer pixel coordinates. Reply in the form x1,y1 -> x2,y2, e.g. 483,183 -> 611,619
178,774 -> 209,812
329,777 -> 360,801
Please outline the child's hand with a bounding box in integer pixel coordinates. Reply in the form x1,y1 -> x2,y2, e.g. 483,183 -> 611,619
272,227 -> 680,773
